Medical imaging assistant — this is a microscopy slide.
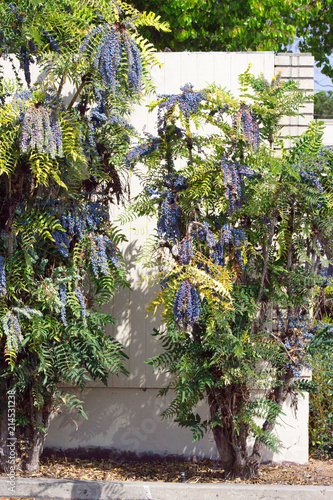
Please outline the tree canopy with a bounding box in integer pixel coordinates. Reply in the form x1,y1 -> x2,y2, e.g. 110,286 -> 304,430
298,0 -> 333,80
130,0 -> 333,80
314,91 -> 333,119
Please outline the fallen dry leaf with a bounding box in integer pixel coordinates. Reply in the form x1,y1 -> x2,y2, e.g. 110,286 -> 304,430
1,455 -> 331,486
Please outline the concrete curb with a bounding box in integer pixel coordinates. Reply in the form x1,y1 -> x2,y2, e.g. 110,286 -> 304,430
1,477 -> 333,500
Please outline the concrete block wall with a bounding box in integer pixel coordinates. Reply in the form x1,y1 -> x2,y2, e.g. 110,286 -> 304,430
275,53 -> 315,147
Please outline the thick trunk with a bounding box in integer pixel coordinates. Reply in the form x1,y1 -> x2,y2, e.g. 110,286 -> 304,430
207,372 -> 292,478
207,385 -> 250,477
1,391 -> 57,473
24,408 -> 57,473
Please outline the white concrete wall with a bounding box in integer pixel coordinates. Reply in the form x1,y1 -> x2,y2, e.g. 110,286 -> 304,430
106,52 -> 276,390
46,388 -> 309,464
47,52 -> 312,464
322,119 -> 333,146
0,52 -> 313,463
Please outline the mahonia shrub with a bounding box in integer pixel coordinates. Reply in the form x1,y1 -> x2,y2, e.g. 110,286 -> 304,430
0,0 -> 169,473
127,72 -> 333,478
308,314 -> 333,458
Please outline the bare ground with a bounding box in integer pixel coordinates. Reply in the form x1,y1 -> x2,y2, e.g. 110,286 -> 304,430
2,454 -> 332,486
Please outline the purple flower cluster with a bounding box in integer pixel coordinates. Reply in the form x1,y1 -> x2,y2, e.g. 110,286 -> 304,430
108,113 -> 133,129
211,224 -> 247,269
173,279 -> 200,328
90,233 -> 120,278
121,29 -> 142,93
48,200 -> 110,257
52,230 -> 71,258
2,311 -> 23,352
158,83 -> 206,118
163,173 -> 188,191
93,85 -> 106,112
22,307 -> 42,318
160,276 -> 169,289
314,321 -> 333,336
298,167 -> 323,192
145,173 -> 188,242
178,234 -> 194,265
145,185 -> 161,197
203,222 -> 216,248
232,228 -> 247,269
126,136 -> 160,166
60,201 -> 108,239
90,107 -> 133,130
59,283 -> 67,326
318,145 -> 333,157
13,90 -> 34,119
232,103 -> 260,150
276,313 -> 313,377
0,256 -> 6,296
91,234 -> 109,276
20,46 -> 31,87
284,332 -> 312,377
42,29 -> 61,54
80,24 -> 142,93
74,285 -> 87,323
320,267 -> 333,286
7,3 -> 24,20
20,92 -> 63,158
195,222 -> 216,248
220,156 -> 255,213
158,193 -> 181,243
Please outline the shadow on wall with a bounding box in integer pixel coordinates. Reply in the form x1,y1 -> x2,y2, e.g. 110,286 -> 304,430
46,383 -> 304,463
46,386 -> 219,459
106,235 -> 170,389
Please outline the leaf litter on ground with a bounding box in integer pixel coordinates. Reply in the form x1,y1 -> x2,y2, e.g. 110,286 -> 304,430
1,455 -> 332,486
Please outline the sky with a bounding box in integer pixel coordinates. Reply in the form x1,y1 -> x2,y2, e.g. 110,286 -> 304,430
289,38 -> 333,92
314,60 -> 333,91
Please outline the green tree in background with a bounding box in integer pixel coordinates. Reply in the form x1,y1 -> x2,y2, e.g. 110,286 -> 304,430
130,0 -> 300,52
131,0 -> 333,80
0,0 -> 168,473
314,91 -> 333,119
298,0 -> 333,80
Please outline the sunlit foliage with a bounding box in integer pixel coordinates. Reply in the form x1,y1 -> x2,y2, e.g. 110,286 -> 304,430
128,71 -> 333,478
0,0 -> 169,473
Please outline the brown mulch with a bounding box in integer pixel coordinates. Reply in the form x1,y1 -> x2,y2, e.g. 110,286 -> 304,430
2,455 -> 332,486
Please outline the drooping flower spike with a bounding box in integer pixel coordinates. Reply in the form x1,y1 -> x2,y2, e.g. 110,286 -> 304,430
0,256 -> 6,296
211,224 -> 247,269
158,83 -> 206,118
158,193 -> 181,243
178,234 -> 194,265
232,103 -> 260,150
173,279 -> 200,328
80,23 -> 142,93
220,156 -> 255,213
19,89 -> 64,158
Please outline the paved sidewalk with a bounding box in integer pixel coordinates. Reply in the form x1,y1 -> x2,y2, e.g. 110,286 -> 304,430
0,477 -> 333,500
